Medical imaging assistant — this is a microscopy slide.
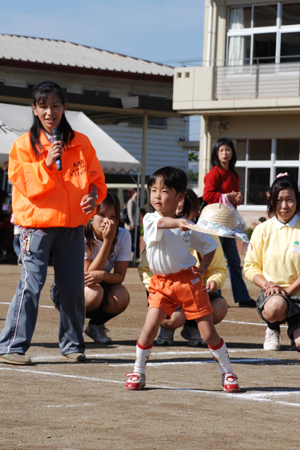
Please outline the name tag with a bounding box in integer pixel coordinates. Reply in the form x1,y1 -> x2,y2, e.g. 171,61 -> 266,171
191,277 -> 200,285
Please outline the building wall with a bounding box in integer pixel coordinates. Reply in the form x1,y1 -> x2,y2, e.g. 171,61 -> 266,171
100,117 -> 188,176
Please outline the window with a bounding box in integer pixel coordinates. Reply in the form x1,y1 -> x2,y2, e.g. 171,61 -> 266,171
235,138 -> 300,206
227,2 -> 300,65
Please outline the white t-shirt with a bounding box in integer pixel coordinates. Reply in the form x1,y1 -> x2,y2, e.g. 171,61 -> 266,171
84,227 -> 131,273
143,211 -> 218,275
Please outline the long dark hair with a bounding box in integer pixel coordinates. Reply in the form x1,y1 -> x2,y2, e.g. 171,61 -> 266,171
30,81 -> 75,158
85,194 -> 120,258
268,174 -> 300,217
177,188 -> 200,222
211,137 -> 238,175
147,166 -> 190,217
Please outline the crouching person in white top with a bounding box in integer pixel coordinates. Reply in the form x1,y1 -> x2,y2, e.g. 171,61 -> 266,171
125,166 -> 240,393
84,194 -> 131,344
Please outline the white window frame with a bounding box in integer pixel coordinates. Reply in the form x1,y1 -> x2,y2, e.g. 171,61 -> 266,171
226,2 -> 300,65
235,138 -> 300,210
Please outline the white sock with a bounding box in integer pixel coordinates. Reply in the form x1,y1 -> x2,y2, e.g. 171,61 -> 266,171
133,341 -> 153,375
208,338 -> 233,375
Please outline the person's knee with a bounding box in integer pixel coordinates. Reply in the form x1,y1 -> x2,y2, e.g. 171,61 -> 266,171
263,296 -> 287,322
106,285 -> 130,313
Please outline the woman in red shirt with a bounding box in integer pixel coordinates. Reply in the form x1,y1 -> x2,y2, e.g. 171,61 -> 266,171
203,137 -> 255,307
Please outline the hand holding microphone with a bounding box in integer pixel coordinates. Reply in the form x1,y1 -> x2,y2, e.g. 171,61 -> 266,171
52,127 -> 62,171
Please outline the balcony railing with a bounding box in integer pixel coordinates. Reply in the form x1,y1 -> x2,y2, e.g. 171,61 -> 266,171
214,58 -> 300,100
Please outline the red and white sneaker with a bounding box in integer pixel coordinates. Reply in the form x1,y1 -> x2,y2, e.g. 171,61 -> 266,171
222,372 -> 240,393
125,372 -> 146,390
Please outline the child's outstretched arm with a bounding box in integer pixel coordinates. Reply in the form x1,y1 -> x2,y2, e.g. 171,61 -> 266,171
157,217 -> 190,230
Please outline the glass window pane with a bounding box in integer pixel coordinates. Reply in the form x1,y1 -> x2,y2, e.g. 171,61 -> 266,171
229,7 -> 252,29
228,36 -> 251,65
236,140 -> 247,160
276,167 -> 298,181
276,139 -> 299,160
282,3 -> 300,26
253,4 -> 277,27
235,167 -> 245,199
281,33 -> 300,63
247,168 -> 270,205
248,140 -> 272,160
253,33 -> 276,63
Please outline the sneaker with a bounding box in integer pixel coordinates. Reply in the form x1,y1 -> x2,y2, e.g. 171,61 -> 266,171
125,372 -> 146,390
85,323 -> 112,344
263,327 -> 281,351
0,353 -> 31,365
181,324 -> 205,347
50,282 -> 60,311
61,352 -> 86,362
156,326 -> 174,346
222,372 -> 240,393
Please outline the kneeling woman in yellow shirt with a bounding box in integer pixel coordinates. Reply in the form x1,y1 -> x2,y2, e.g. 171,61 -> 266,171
244,174 -> 300,351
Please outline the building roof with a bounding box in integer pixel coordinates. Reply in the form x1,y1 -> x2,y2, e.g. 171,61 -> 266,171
0,34 -> 174,78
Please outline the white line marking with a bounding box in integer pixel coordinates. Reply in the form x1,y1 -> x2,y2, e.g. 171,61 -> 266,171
31,348 -> 268,361
0,366 -> 299,408
0,301 -> 54,309
0,302 -> 289,327
223,320 -> 288,328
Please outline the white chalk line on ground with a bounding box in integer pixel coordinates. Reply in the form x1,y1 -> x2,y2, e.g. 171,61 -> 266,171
32,347 -> 271,361
0,302 -> 289,327
0,365 -> 300,409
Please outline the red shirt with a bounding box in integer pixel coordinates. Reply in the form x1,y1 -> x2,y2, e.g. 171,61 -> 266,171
203,166 -> 240,204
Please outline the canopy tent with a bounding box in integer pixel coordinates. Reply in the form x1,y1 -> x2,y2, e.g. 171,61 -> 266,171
0,103 -> 141,173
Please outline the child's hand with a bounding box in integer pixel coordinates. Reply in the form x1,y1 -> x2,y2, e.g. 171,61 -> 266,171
191,266 -> 205,277
204,280 -> 217,294
84,270 -> 105,286
178,218 -> 190,231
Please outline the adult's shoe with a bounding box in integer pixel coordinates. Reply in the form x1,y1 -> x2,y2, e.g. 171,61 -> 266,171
0,353 -> 31,365
61,352 -> 86,362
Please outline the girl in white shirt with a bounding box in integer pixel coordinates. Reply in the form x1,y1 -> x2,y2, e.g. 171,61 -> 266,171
125,166 -> 240,393
84,194 -> 131,344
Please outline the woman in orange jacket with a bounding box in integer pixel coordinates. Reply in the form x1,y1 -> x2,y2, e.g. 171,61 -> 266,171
0,81 -> 107,365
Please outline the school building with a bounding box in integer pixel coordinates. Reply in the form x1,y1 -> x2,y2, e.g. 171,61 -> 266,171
173,0 -> 300,225
0,34 -> 190,206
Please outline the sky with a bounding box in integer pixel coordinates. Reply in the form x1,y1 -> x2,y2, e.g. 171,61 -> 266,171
0,0 -> 204,137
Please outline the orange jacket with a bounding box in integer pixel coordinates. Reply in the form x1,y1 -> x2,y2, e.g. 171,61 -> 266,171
9,130 -> 107,228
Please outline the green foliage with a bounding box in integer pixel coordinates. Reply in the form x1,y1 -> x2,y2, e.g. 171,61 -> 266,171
244,227 -> 254,239
188,151 -> 199,161
187,170 -> 198,181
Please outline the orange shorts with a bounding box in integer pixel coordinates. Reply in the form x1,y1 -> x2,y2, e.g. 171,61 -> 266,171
148,268 -> 213,320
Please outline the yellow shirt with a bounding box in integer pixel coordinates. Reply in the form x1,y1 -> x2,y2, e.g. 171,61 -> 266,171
244,217 -> 300,296
138,235 -> 227,291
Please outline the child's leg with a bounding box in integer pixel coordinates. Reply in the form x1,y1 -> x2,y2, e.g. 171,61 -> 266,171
161,307 -> 185,330
196,314 -> 239,392
125,308 -> 167,390
293,328 -> 300,349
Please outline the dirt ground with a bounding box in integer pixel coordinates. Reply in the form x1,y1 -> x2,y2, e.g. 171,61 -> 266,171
0,261 -> 299,450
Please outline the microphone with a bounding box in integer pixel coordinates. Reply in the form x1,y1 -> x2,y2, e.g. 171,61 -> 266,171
52,127 -> 62,171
